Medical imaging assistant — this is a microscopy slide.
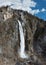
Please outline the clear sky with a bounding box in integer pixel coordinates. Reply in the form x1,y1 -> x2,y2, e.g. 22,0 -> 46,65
0,0 -> 46,21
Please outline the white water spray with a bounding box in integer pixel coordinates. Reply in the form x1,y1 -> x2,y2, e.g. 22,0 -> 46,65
18,20 -> 28,59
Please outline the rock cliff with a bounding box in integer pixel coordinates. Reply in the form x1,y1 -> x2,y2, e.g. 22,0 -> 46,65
0,6 -> 46,65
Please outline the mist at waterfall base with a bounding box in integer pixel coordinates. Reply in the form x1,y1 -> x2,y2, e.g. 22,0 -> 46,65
18,20 -> 29,59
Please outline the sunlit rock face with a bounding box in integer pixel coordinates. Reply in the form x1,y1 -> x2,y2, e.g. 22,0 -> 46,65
0,6 -> 46,65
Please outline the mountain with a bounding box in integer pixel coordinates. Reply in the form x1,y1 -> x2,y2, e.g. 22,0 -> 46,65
0,6 -> 46,65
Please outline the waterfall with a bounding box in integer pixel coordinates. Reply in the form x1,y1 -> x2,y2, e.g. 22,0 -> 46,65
18,20 -> 28,59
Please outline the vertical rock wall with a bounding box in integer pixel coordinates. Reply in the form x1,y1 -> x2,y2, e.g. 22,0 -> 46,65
0,6 -> 46,65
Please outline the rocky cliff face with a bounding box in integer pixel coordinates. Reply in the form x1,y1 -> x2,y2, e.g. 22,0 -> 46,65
0,6 -> 46,65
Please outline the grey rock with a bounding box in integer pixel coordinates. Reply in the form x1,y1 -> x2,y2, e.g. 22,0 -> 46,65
0,6 -> 46,65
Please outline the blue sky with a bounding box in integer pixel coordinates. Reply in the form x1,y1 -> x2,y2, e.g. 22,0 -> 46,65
0,0 -> 46,21
32,0 -> 46,9
33,0 -> 46,21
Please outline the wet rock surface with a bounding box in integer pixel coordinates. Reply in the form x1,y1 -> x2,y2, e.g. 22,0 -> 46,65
0,6 -> 46,65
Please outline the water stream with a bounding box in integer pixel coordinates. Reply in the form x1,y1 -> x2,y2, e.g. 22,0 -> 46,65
18,20 -> 28,59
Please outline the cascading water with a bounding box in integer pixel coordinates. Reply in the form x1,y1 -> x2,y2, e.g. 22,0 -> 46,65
18,20 -> 28,59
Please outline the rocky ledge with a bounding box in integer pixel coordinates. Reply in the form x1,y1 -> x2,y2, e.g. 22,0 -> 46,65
0,6 -> 46,65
